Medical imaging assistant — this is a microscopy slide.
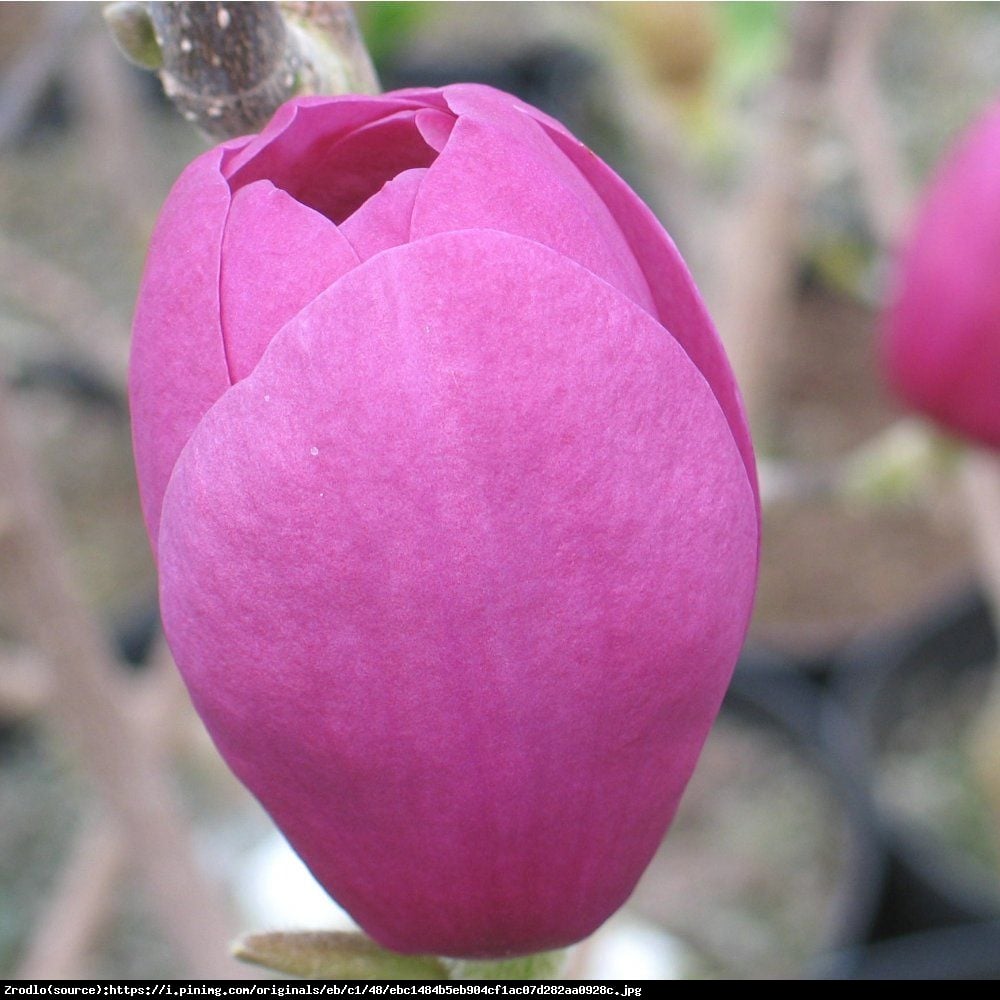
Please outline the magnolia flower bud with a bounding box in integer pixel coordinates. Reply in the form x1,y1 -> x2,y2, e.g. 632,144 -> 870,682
883,100 -> 1000,450
131,84 -> 760,958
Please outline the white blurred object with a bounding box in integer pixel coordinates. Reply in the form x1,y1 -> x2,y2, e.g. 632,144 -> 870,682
238,831 -> 357,931
579,913 -> 687,980
220,828 -> 685,977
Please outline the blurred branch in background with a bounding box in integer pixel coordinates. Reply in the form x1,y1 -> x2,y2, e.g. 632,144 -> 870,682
0,0 -> 382,979
962,452 -> 1000,836
0,642 -> 49,719
0,381 -> 246,978
69,16 -> 160,244
16,816 -> 124,979
827,1 -> 911,249
0,4 -> 87,150
963,454 -> 1000,626
712,1 -> 840,441
1,0 -> 999,980
105,0 -> 379,139
0,230 -> 129,394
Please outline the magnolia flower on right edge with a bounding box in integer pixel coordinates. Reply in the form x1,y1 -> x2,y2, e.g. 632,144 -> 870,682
882,99 -> 1000,450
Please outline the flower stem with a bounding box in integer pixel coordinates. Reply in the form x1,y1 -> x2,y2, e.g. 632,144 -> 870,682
449,951 -> 568,980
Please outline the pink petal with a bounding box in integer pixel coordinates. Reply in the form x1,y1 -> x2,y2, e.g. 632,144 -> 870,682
533,118 -> 760,513
441,81 -> 576,141
220,180 -> 360,383
158,229 -> 759,958
412,99 -> 655,316
414,108 -> 456,152
130,140 -> 246,551
228,102 -> 442,224
339,168 -> 427,261
379,86 -> 451,112
223,95 -> 429,183
883,101 -> 1000,448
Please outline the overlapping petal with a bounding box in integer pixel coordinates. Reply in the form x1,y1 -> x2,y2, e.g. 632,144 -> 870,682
157,230 -> 758,957
226,101 -> 442,224
339,168 -> 427,261
220,180 -> 360,383
130,139 -> 246,547
224,95 -> 430,186
530,117 -> 759,510
413,90 -> 655,316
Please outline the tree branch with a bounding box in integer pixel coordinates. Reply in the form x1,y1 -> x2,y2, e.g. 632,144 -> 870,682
16,815 -> 124,980
711,2 -> 842,441
828,2 -> 911,248
105,1 -> 379,140
0,383 -> 246,977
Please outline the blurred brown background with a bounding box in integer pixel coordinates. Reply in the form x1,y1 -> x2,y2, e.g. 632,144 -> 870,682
2,1 -> 1000,980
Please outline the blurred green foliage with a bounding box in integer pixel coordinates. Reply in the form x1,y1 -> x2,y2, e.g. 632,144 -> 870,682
716,1 -> 784,97
355,1 -> 435,68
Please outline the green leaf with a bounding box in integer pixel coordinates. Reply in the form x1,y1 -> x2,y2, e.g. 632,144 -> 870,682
233,931 -> 449,980
449,950 -> 567,980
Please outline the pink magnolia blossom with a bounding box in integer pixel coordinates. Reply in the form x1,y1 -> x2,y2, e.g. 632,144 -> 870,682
130,84 -> 760,959
883,100 -> 1000,449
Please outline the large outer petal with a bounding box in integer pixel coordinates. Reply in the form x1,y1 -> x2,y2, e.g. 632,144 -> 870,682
883,101 -> 1000,449
130,140 -> 246,551
158,230 -> 759,957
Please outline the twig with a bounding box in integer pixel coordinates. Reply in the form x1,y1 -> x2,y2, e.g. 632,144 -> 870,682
0,230 -> 128,392
962,451 -> 1000,624
67,17 -> 160,242
0,383 -> 245,978
9,635 -> 231,976
106,1 -> 379,140
0,4 -> 89,149
711,2 -> 842,440
15,815 -> 124,980
0,636 -> 193,745
0,642 -> 50,719
131,635 -> 201,756
827,2 -> 911,248
963,450 -> 1000,839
